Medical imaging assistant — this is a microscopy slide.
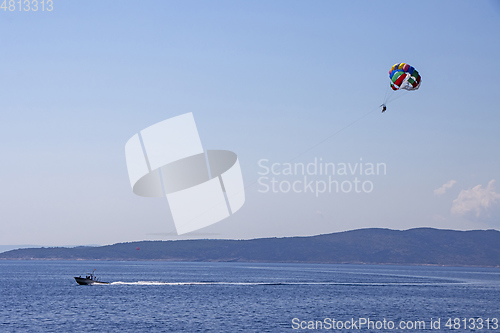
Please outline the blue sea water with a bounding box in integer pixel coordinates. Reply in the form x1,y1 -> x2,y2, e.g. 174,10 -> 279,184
0,261 -> 499,332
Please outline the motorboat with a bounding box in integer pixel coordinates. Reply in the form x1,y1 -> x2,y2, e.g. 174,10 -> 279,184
74,269 -> 109,285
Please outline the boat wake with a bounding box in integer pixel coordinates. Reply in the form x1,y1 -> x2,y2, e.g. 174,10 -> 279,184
111,281 -> 279,286
108,281 -> 462,286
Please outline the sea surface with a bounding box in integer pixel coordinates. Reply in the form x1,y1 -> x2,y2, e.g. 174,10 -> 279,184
0,261 -> 499,332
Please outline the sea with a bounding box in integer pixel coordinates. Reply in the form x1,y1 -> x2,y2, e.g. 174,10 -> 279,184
0,261 -> 499,332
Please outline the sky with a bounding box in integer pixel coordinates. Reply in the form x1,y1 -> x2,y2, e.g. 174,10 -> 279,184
1,0 -> 499,247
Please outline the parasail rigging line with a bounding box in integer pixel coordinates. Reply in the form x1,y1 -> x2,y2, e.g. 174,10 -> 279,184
240,105 -> 380,188
384,89 -> 410,105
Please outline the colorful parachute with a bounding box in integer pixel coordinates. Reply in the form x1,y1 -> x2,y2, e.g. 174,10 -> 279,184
389,63 -> 421,91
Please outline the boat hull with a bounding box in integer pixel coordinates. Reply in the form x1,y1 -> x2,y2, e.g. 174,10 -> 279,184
74,277 -> 109,285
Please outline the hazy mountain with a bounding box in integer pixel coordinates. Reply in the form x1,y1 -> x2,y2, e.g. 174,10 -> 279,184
1,228 -> 499,267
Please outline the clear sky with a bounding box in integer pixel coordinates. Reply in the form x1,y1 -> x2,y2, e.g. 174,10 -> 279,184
1,1 -> 499,246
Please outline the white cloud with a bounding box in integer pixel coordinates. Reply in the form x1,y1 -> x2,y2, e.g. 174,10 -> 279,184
434,180 -> 457,196
451,180 -> 500,217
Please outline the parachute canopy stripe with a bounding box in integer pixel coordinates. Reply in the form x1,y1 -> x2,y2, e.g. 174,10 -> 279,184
394,73 -> 407,87
389,63 -> 400,73
389,70 -> 401,81
391,71 -> 404,83
413,71 -> 420,81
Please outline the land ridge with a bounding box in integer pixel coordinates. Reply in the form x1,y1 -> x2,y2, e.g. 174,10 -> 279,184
1,227 -> 499,267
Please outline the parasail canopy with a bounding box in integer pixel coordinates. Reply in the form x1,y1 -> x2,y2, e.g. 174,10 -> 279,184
389,63 -> 421,91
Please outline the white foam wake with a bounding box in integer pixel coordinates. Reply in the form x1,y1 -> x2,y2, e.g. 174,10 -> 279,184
110,281 -> 277,286
108,281 -> 460,286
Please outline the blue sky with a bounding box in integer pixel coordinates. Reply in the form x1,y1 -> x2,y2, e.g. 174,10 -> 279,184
1,1 -> 499,246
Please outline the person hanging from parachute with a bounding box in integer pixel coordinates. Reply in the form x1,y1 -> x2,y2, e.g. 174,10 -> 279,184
381,63 -> 421,113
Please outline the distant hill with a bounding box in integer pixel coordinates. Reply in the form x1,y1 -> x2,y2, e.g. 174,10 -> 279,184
0,245 -> 42,254
1,228 -> 499,267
